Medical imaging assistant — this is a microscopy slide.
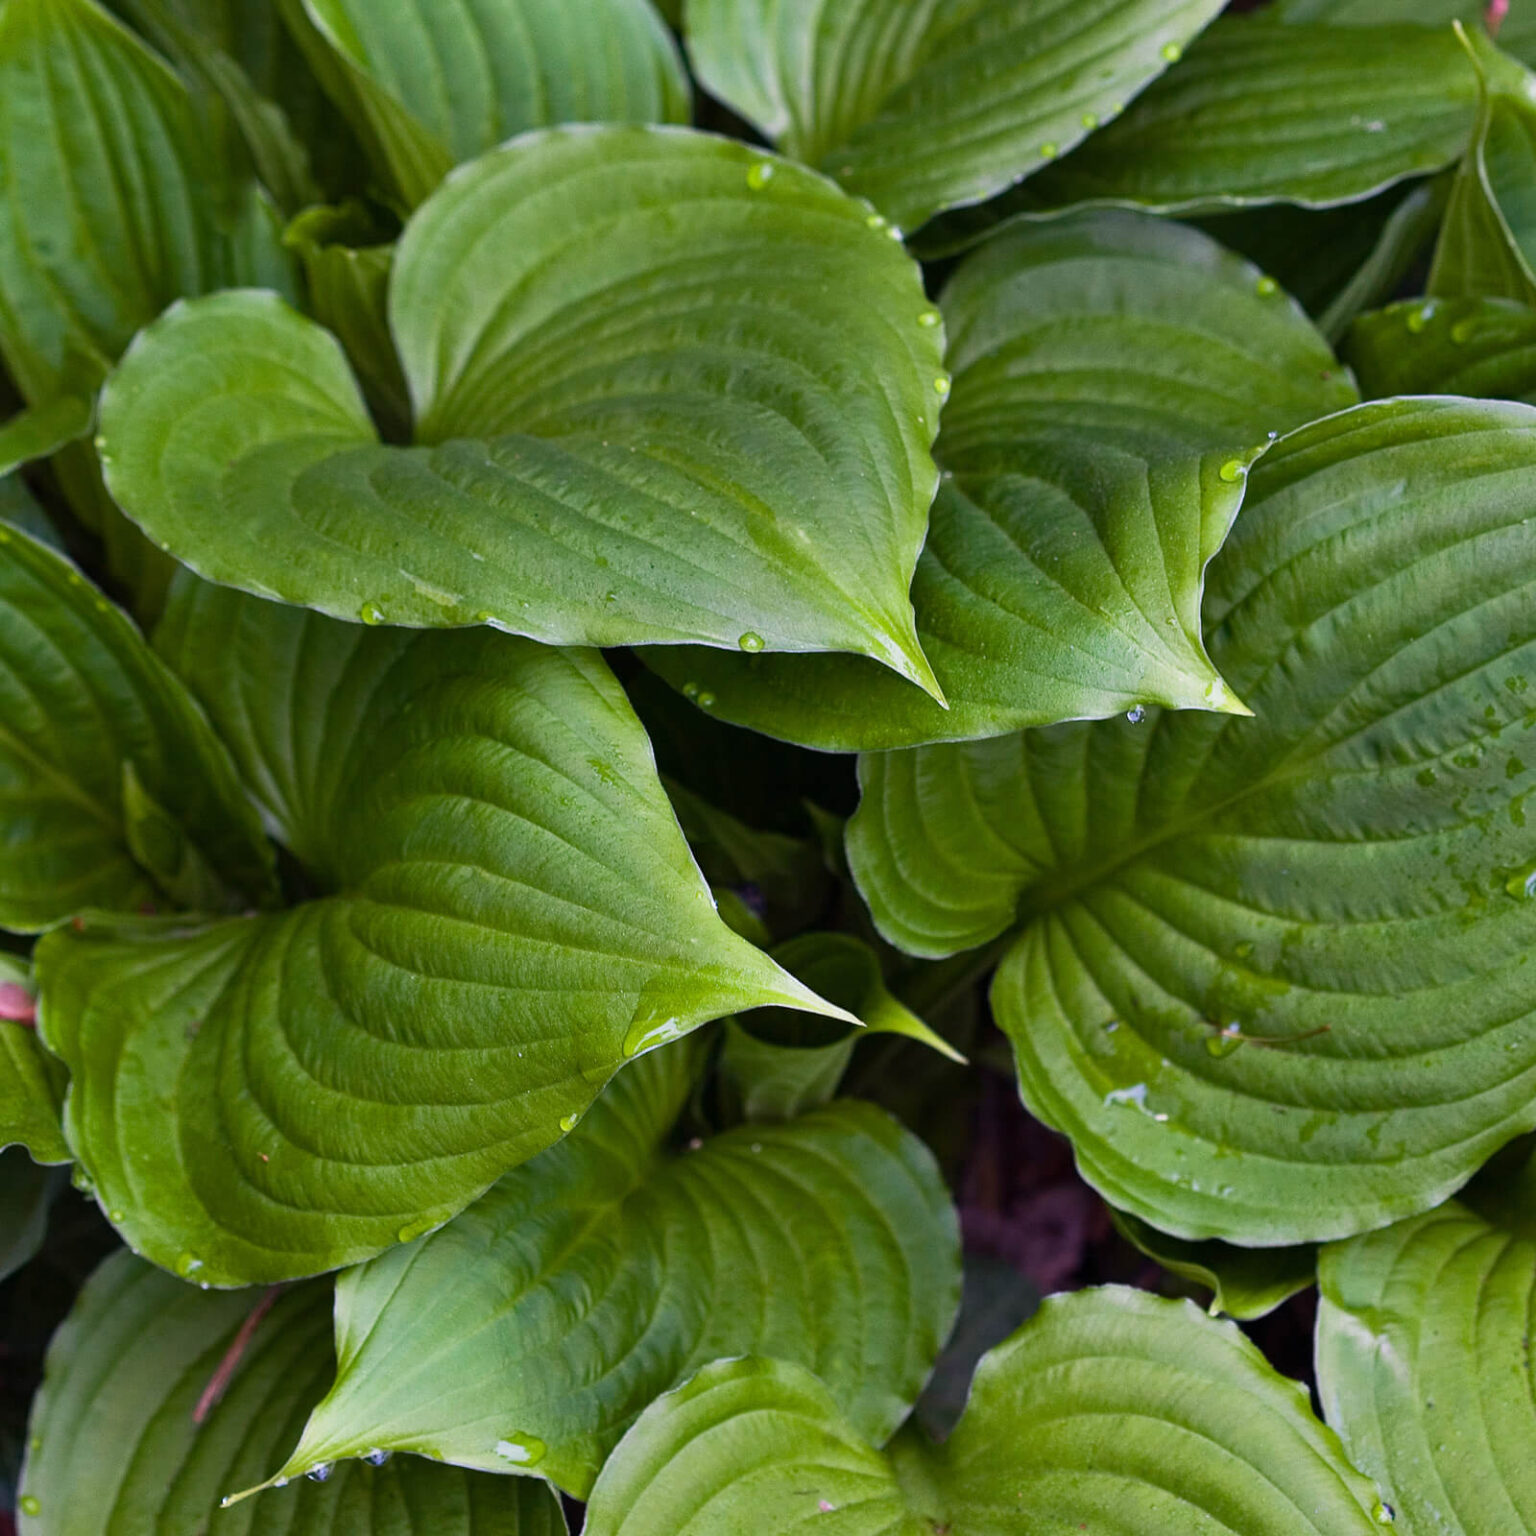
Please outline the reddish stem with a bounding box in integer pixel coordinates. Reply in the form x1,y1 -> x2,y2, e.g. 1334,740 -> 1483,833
193,1286 -> 283,1425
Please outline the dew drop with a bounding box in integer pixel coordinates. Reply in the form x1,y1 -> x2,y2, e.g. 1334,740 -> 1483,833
364,1449 -> 392,1466
175,1252 -> 203,1279
1255,276 -> 1279,298
1081,112 -> 1099,129
1206,1025 -> 1245,1058
746,161 -> 775,190
397,1216 -> 440,1244
933,375 -> 952,398
1405,303 -> 1436,334
1039,141 -> 1058,158
624,1012 -> 685,1057
71,1166 -> 94,1193
1204,678 -> 1231,709
866,212 -> 888,231
1505,867 -> 1536,899
738,631 -> 765,653
306,1463 -> 333,1483
696,691 -> 716,709
682,681 -> 701,701
493,1434 -> 547,1468
1104,1083 -> 1149,1111
359,601 -> 386,626
19,1496 -> 40,1518
1450,318 -> 1475,345
1218,458 -> 1247,483
1161,40 -> 1183,60
1126,705 -> 1146,724
1372,1501 -> 1395,1525
559,1112 -> 579,1133
109,1209 -> 125,1222
917,308 -> 942,328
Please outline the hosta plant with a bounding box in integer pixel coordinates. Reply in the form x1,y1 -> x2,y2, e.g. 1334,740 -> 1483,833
2,0 -> 1535,1532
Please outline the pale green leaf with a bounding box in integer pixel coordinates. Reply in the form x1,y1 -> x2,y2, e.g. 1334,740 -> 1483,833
684,0 -> 1226,230
583,1288 -> 1386,1534
646,208 -> 1355,749
1347,294 -> 1536,401
280,0 -> 689,207
1110,1209 -> 1317,1320
1,955 -> 69,1164
1030,16 -> 1478,214
39,579 -> 843,1285
266,1042 -> 959,1498
98,127 -> 944,690
0,397 -> 93,479
1428,27 -> 1536,305
0,526 -> 276,932
850,398 -> 1536,1243
17,1247 -> 567,1534
1317,1141 -> 1536,1534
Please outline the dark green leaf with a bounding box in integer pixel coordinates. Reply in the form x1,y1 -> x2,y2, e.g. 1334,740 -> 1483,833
1347,293 -> 1536,400
0,398 -> 93,480
1,957 -> 69,1164
98,128 -> 945,690
1274,0 -> 1536,73
0,1145 -> 67,1281
262,1042 -> 959,1498
583,1289 -> 1387,1534
0,526 -> 276,932
17,1248 -> 566,1533
850,398 -> 1536,1243
1317,1142 -> 1536,1534
40,579 -> 842,1285
279,0 -> 689,207
646,208 -> 1355,749
684,0 -> 1227,230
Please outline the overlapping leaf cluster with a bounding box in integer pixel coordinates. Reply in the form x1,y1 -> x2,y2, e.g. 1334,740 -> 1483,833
1,0 -> 1534,1532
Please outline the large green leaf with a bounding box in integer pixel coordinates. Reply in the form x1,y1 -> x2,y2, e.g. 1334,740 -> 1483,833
850,397 -> 1536,1244
583,1288 -> 1388,1534
0,958 -> 69,1164
1274,0 -> 1536,72
683,0 -> 1227,231
646,208 -> 1356,749
97,127 -> 944,691
1428,29 -> 1536,305
1317,1141 -> 1536,1534
1028,16 -> 1478,214
1347,294 -> 1536,402
38,578 -> 841,1286
260,1040 -> 957,1499
17,1247 -> 566,1533
0,525 -> 275,932
281,0 -> 688,208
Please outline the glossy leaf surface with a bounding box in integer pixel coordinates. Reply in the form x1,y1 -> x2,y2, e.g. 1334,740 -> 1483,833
646,209 -> 1355,749
684,0 -> 1227,230
583,1288 -> 1385,1534
274,1041 -> 958,1497
18,1248 -> 567,1533
0,526 -> 274,932
1317,1143 -> 1536,1535
1348,294 -> 1536,401
97,127 -> 943,688
851,398 -> 1536,1243
38,581 -> 838,1285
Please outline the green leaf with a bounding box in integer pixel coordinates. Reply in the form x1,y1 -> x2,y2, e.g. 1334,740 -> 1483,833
0,526 -> 276,933
263,1041 -> 959,1498
17,1247 -> 567,1533
583,1288 -> 1388,1534
1111,1209 -> 1317,1320
0,1145 -> 66,1282
1428,28 -> 1536,305
1347,294 -> 1536,401
0,397 -> 93,479
1029,16 -> 1478,215
1,956 -> 69,1164
98,127 -> 944,691
647,208 -> 1356,749
1274,0 -> 1536,73
280,0 -> 689,207
683,0 -> 1227,231
40,579 -> 843,1286
850,397 -> 1536,1243
1317,1141 -> 1536,1534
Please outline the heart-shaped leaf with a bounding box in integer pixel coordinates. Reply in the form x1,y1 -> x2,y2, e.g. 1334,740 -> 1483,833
1348,294 -> 1536,400
850,398 -> 1536,1243
17,1247 -> 567,1533
583,1288 -> 1388,1534
1029,17 -> 1478,214
0,526 -> 275,932
1429,27 -> 1536,304
1317,1140 -> 1536,1534
683,0 -> 1227,231
646,208 -> 1356,749
1,958 -> 68,1164
280,0 -> 689,207
97,126 -> 944,691
263,1039 -> 958,1498
37,578 -> 840,1286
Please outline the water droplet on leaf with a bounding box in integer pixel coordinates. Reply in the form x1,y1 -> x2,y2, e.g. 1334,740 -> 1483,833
359,602 -> 386,626
1505,867 -> 1536,899
493,1435 -> 547,1467
306,1463 -> 333,1483
933,375 -> 952,398
746,161 -> 774,190
738,631 -> 765,652
1161,40 -> 1183,60
175,1252 -> 203,1279
1081,112 -> 1099,129
1218,458 -> 1247,483
1206,1025 -> 1245,1057
19,1496 -> 40,1517
1039,141 -> 1058,158
917,308 -> 941,328
364,1449 -> 392,1466
397,1217 -> 438,1244
1126,705 -> 1146,724
1406,303 -> 1436,333
559,1112 -> 579,1133
1255,276 -> 1279,298
1372,1501 -> 1395,1525
624,1011 -> 685,1057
